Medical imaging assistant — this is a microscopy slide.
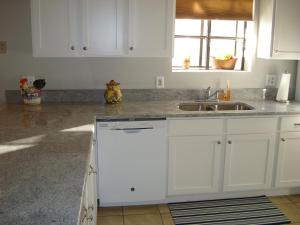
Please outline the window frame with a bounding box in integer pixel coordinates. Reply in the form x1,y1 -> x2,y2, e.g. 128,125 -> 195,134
173,20 -> 248,71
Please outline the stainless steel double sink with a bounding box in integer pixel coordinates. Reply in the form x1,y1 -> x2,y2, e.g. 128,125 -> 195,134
178,102 -> 255,112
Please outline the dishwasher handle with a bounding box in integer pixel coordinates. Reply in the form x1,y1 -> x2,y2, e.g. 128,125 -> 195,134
111,127 -> 154,131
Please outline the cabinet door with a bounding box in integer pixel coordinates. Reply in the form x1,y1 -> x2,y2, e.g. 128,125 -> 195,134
224,134 -> 275,192
168,136 -> 222,195
276,132 -> 300,188
81,0 -> 128,56
31,0 -> 79,57
272,0 -> 300,59
128,0 -> 173,57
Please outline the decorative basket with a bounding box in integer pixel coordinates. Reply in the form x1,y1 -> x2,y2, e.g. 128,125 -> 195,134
20,78 -> 46,105
212,57 -> 237,70
22,91 -> 42,105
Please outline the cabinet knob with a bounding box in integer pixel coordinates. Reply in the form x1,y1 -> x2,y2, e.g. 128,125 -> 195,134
274,49 -> 279,53
130,187 -> 135,192
217,141 -> 221,145
129,47 -> 134,51
70,46 -> 75,51
228,140 -> 232,144
83,46 -> 87,51
281,138 -> 286,142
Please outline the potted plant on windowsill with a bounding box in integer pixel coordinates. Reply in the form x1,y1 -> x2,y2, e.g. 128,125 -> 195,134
212,54 -> 237,70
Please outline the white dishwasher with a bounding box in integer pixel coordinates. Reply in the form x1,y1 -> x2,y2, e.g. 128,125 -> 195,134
97,118 -> 167,206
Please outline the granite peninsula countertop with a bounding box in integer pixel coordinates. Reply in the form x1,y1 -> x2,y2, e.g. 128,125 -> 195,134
1,99 -> 300,225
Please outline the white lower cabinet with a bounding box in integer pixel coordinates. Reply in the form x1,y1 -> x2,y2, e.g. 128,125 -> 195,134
168,135 -> 222,195
167,117 -> 280,197
224,134 -> 276,192
276,132 -> 300,188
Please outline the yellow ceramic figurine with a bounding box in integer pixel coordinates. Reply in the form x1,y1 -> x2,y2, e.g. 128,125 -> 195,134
104,80 -> 123,104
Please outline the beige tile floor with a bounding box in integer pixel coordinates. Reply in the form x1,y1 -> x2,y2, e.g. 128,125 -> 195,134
97,195 -> 300,225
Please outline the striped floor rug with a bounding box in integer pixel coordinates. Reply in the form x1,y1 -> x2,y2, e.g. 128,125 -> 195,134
168,196 -> 291,225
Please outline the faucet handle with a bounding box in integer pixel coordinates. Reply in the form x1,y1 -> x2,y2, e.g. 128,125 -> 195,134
206,86 -> 211,98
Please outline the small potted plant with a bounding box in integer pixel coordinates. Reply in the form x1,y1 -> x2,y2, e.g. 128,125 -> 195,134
183,56 -> 191,70
212,54 -> 237,70
20,77 -> 46,105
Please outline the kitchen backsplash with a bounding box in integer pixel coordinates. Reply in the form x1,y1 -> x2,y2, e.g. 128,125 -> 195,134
5,88 -> 295,103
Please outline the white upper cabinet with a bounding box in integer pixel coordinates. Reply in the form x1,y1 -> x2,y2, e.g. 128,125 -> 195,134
31,0 -> 173,57
31,0 -> 80,57
81,0 -> 128,56
128,0 -> 173,57
257,0 -> 300,59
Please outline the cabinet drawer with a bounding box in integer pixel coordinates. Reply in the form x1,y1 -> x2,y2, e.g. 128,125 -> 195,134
281,116 -> 300,131
227,118 -> 277,134
169,119 -> 223,136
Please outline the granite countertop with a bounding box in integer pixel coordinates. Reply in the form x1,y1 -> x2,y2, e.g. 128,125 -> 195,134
94,100 -> 300,120
0,104 -> 95,225
1,100 -> 300,225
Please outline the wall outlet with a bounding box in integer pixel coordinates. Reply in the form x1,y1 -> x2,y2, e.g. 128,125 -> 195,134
0,41 -> 7,54
156,76 -> 165,89
265,74 -> 277,87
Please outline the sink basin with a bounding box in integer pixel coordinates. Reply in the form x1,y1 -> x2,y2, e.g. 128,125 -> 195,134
178,103 -> 214,111
178,102 -> 255,111
210,103 -> 254,111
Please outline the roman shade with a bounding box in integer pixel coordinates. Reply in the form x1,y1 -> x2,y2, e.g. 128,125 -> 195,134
176,0 -> 254,21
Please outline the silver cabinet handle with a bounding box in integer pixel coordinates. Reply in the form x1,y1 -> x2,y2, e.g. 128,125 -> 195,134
87,206 -> 94,222
87,214 -> 93,222
281,138 -> 286,142
81,207 -> 88,223
88,165 -> 97,175
228,140 -> 232,144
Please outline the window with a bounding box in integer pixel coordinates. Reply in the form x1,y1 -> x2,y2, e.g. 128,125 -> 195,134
172,19 -> 249,71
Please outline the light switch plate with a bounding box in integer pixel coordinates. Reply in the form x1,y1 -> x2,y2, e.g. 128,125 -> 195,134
156,76 -> 165,89
0,41 -> 7,54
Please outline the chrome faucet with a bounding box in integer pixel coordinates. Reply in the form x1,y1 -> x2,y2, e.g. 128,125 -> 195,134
205,87 -> 219,102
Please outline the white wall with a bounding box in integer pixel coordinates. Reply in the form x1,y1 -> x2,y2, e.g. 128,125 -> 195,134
0,0 -> 297,103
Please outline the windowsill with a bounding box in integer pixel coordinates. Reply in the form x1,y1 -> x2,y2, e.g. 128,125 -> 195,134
172,67 -> 250,73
